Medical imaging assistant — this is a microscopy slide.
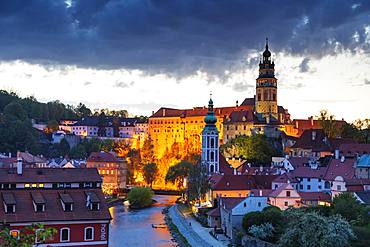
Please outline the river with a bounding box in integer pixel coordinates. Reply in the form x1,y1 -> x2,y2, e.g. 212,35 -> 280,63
109,195 -> 179,247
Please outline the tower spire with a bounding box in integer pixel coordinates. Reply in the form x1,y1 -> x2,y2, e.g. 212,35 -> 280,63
265,37 -> 269,50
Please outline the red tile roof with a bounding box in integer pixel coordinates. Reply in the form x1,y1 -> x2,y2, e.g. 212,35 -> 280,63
291,166 -> 328,179
273,173 -> 299,183
324,158 -> 356,181
225,110 -> 255,123
268,183 -> 299,198
292,119 -> 346,136
150,104 -> 252,118
0,168 -> 102,183
299,192 -> 331,202
250,189 -> 273,197
212,175 -> 277,191
207,207 -> 221,217
339,143 -> 370,156
291,129 -> 330,151
0,189 -> 111,224
220,197 -> 246,210
87,151 -> 120,163
219,154 -> 234,175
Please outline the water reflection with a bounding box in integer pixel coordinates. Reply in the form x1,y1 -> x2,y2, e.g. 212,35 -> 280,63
109,195 -> 178,247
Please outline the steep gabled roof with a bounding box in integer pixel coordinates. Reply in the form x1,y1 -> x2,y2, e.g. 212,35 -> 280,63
87,151 -> 121,163
324,158 -> 355,181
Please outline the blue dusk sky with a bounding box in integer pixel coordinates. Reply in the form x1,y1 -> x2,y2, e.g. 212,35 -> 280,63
0,0 -> 369,120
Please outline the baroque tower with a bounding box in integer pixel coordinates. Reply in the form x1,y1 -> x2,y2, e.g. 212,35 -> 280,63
255,38 -> 278,119
201,96 -> 219,175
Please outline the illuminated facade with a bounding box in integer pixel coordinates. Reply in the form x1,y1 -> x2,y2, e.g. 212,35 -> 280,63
149,105 -> 252,158
86,152 -> 127,195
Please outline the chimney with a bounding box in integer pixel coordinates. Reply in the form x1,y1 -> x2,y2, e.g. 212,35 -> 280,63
340,156 -> 345,163
233,168 -> 237,175
259,190 -> 262,197
312,131 -> 316,141
295,121 -> 299,129
162,109 -> 166,117
17,157 -> 22,175
309,116 -> 314,126
335,149 -> 340,160
151,110 -> 154,116
236,100 -> 239,107
8,152 -> 11,158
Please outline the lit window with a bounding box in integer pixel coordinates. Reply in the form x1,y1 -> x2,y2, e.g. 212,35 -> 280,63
84,227 -> 94,241
25,184 -> 30,188
10,230 -> 19,239
60,228 -> 70,242
39,184 -> 44,188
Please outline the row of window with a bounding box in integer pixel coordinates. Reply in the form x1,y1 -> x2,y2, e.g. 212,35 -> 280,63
10,226 -> 95,243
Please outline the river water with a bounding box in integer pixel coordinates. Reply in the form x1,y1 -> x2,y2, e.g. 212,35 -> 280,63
109,195 -> 179,247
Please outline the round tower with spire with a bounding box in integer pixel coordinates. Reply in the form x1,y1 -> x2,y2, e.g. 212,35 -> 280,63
255,38 -> 278,119
201,95 -> 219,175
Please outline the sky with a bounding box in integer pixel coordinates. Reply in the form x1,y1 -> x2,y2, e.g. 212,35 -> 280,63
0,0 -> 369,121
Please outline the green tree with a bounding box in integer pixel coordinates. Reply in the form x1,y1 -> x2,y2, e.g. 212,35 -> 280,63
186,164 -> 210,204
333,193 -> 369,225
47,120 -> 59,132
141,138 -> 156,165
165,160 -> 193,190
317,110 -> 339,138
127,187 -> 153,209
143,163 -> 158,188
75,103 -> 92,118
221,134 -> 279,164
248,223 -> 275,241
278,211 -> 355,247
0,224 -> 56,247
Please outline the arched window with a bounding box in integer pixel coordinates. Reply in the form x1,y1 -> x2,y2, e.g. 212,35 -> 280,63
210,138 -> 215,148
84,227 -> 94,241
264,90 -> 268,101
60,228 -> 70,242
210,151 -> 214,161
210,165 -> 214,173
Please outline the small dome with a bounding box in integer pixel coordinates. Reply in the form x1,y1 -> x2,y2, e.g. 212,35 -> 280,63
263,49 -> 271,57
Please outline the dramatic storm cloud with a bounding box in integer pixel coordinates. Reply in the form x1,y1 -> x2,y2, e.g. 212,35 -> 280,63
0,0 -> 369,120
0,0 -> 369,74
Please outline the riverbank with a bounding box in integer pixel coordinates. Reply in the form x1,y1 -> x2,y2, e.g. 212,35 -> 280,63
163,207 -> 191,247
167,204 -> 228,247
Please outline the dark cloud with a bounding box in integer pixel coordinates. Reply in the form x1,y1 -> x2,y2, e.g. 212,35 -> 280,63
232,82 -> 253,92
0,0 -> 369,76
365,79 -> 370,85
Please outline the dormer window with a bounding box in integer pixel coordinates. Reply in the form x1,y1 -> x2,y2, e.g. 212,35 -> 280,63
31,192 -> 45,213
85,192 -> 100,211
2,192 -> 16,213
59,192 -> 74,212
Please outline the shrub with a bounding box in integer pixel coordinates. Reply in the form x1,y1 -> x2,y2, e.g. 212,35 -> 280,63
127,187 -> 153,209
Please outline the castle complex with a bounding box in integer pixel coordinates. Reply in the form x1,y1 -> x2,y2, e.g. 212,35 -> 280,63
149,40 -> 313,158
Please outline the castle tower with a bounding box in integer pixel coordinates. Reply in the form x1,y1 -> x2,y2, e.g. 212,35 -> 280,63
201,96 -> 219,175
255,38 -> 278,119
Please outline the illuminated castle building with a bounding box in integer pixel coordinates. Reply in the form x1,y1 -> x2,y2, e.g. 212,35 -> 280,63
149,39 -> 320,159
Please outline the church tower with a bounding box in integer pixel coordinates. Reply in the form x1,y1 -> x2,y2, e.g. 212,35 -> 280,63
201,96 -> 219,175
255,38 -> 278,119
